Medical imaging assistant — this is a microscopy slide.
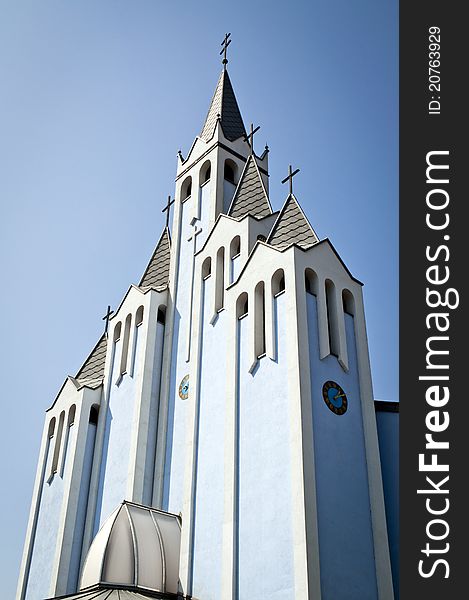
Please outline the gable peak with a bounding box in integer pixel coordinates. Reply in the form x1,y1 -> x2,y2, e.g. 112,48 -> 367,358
267,193 -> 319,250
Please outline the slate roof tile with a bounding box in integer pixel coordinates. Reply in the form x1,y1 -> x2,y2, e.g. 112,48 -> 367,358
139,228 -> 171,288
229,155 -> 272,220
267,194 -> 319,250
200,69 -> 246,142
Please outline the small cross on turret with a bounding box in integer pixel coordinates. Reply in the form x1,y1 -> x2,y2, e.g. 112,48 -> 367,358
243,123 -> 260,155
281,164 -> 300,196
162,195 -> 175,229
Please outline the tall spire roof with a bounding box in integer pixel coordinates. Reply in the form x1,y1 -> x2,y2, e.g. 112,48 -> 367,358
228,155 -> 272,220
139,227 -> 171,289
200,69 -> 246,142
267,194 -> 319,250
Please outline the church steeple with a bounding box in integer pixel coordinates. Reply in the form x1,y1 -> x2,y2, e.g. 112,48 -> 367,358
199,69 -> 246,142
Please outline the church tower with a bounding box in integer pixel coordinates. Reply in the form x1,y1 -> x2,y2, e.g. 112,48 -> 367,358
17,37 -> 396,600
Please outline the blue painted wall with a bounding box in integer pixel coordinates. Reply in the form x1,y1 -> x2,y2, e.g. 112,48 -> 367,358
306,293 -> 377,600
25,424 -> 77,600
191,275 -> 226,599
376,408 -> 399,599
237,293 -> 295,599
66,420 -> 96,593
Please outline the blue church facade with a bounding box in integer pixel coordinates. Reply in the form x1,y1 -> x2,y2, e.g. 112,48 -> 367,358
17,46 -> 399,600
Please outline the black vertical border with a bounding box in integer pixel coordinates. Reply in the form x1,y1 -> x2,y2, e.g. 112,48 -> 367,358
400,3 -> 467,598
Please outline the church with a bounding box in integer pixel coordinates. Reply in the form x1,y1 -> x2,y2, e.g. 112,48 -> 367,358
16,37 -> 399,600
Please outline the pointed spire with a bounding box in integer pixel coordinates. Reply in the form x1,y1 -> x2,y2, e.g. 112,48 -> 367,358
267,194 -> 319,250
228,155 -> 272,220
139,228 -> 171,288
200,69 -> 246,142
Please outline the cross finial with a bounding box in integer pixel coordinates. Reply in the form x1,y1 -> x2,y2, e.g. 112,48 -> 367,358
243,123 -> 260,155
220,33 -> 231,68
281,164 -> 300,196
162,195 -> 175,229
102,305 -> 114,335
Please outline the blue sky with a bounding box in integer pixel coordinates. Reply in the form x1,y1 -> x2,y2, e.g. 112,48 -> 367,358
0,1 -> 397,596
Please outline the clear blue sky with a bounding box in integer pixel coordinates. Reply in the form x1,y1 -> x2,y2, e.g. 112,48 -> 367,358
0,1 -> 397,596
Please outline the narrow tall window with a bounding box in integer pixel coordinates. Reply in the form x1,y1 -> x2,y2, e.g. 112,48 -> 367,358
223,159 -> 237,212
202,256 -> 212,279
89,405 -> 99,426
230,236 -> 241,283
254,281 -> 266,358
136,305 -> 144,326
236,292 -> 248,319
305,268 -> 319,295
200,161 -> 211,183
120,314 -> 132,375
157,305 -> 166,325
60,405 -> 76,476
325,279 -> 340,356
215,247 -> 225,311
51,411 -> 65,475
181,176 -> 192,201
342,289 -> 355,316
224,161 -> 236,184
272,268 -> 285,296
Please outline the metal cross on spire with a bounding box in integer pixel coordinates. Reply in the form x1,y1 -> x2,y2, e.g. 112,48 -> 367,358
220,33 -> 232,68
162,195 -> 175,229
102,305 -> 114,335
281,165 -> 300,196
243,123 -> 260,155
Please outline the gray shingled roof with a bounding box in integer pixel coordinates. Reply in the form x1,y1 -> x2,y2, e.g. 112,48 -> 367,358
75,334 -> 107,385
267,194 -> 319,250
139,228 -> 171,288
200,69 -> 246,142
46,587 -> 167,599
228,155 -> 272,220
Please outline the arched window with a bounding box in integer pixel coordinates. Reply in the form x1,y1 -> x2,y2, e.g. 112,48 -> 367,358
342,289 -> 355,316
202,256 -> 212,279
120,314 -> 132,375
51,411 -> 65,475
136,305 -> 144,327
230,236 -> 241,258
223,159 -> 238,212
236,292 -> 248,319
254,281 -> 266,358
224,160 -> 237,184
48,417 -> 56,439
157,305 -> 166,325
181,176 -> 192,201
215,247 -> 225,311
68,405 -> 76,426
305,268 -> 319,295
113,322 -> 122,343
200,161 -> 211,184
272,269 -> 285,296
60,404 -> 77,476
89,405 -> 99,425
325,279 -> 340,356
